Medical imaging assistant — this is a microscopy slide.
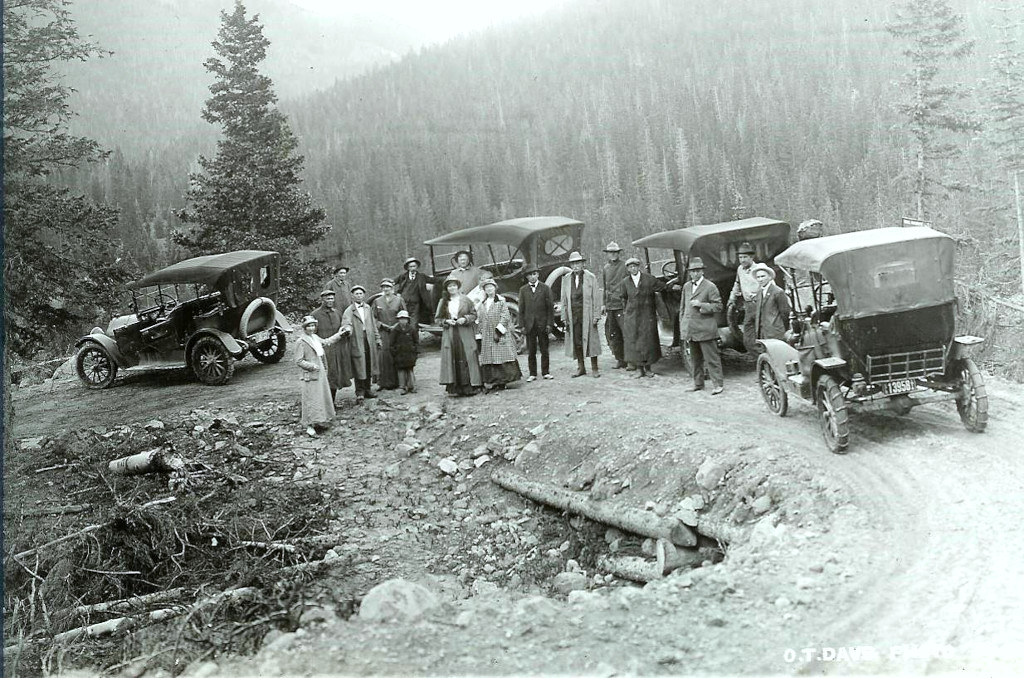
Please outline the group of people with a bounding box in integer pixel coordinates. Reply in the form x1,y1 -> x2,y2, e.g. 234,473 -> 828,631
293,224 -> 809,435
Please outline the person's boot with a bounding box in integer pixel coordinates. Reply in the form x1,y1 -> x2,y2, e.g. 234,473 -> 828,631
636,365 -> 647,378
614,360 -> 627,369
572,359 -> 586,378
591,357 -> 600,378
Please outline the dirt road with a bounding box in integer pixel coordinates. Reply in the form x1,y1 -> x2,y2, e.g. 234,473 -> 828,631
8,336 -> 1024,675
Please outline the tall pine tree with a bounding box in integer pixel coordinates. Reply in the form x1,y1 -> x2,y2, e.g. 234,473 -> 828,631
175,1 -> 328,310
887,0 -> 979,221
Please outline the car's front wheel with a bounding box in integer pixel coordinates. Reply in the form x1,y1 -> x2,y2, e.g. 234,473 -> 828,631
191,336 -> 235,385
756,354 -> 788,417
250,328 -> 287,364
76,343 -> 118,389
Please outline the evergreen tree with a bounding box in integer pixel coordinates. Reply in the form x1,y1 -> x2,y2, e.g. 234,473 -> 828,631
887,0 -> 979,220
175,1 -> 329,310
988,3 -> 1024,294
3,0 -> 137,358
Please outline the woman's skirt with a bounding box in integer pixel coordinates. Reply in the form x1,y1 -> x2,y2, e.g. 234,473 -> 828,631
445,333 -> 479,396
377,330 -> 399,389
481,360 -> 522,386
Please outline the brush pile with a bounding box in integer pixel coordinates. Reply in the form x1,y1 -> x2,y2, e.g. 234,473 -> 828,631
3,404 -> 346,676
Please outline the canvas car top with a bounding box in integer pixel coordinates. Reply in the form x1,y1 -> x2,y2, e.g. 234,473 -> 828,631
129,250 -> 278,289
424,216 -> 583,248
776,227 -> 956,319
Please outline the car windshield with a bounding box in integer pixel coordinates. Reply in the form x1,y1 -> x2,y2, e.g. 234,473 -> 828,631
644,248 -> 679,280
432,243 -> 526,276
132,283 -> 210,313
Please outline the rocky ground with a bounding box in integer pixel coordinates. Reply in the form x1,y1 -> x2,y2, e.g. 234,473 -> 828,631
5,334 -> 1024,676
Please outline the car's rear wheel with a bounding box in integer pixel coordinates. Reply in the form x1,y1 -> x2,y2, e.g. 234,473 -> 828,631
756,354 -> 788,417
76,344 -> 118,389
955,358 -> 988,433
816,374 -> 849,454
250,328 -> 287,364
506,302 -> 527,354
191,336 -> 235,385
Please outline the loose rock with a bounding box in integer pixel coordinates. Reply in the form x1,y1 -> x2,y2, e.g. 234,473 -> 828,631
358,579 -> 439,622
552,571 -> 588,594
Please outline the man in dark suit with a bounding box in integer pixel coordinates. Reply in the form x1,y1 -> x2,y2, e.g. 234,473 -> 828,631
394,257 -> 435,330
751,263 -> 791,344
601,241 -> 629,369
517,264 -> 555,381
679,257 -> 724,394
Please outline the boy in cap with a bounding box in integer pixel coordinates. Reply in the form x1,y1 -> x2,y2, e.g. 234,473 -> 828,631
679,257 -> 724,394
728,242 -> 760,354
601,241 -> 629,368
517,263 -> 555,381
391,309 -> 419,394
560,251 -> 601,378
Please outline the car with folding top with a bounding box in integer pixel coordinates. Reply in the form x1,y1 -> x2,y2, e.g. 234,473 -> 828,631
74,250 -> 293,388
420,216 -> 585,350
754,226 -> 988,454
631,217 -> 793,351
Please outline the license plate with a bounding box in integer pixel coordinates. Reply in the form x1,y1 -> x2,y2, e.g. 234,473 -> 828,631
249,329 -> 271,344
883,378 -> 916,395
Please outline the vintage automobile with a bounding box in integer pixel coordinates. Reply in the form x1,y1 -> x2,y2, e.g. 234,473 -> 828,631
632,217 -> 793,350
756,226 -> 988,454
75,250 -> 293,388
420,216 -> 585,351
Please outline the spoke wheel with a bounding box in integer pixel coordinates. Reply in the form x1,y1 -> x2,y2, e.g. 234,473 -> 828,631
250,328 -> 287,364
756,354 -> 788,416
191,336 -> 235,385
955,358 -> 988,433
816,374 -> 850,454
76,344 -> 118,389
507,303 -> 527,354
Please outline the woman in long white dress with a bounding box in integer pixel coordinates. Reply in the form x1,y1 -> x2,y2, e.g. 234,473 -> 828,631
294,315 -> 347,436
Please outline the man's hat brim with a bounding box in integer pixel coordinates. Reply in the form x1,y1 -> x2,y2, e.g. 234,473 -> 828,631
403,257 -> 421,269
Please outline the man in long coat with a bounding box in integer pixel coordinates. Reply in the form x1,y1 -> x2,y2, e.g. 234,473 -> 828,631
601,241 -> 629,369
325,265 -> 352,309
341,284 -> 381,403
311,290 -> 352,403
752,263 -> 792,344
394,257 -> 434,329
560,251 -> 601,378
679,257 -> 724,394
620,257 -> 665,378
518,264 -> 555,381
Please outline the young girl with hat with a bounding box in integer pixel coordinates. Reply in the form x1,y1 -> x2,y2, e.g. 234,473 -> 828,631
391,309 -> 419,394
294,315 -> 348,436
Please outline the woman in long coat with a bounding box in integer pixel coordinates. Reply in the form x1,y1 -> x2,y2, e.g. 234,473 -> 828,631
475,279 -> 522,390
436,277 -> 482,396
372,278 -> 407,390
620,257 -> 666,377
294,315 -> 346,436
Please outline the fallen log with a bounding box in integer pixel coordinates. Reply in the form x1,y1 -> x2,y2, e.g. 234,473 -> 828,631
108,447 -> 184,475
596,554 -> 662,583
3,587 -> 257,653
490,467 -> 697,547
21,504 -> 90,517
66,588 -> 186,618
238,540 -> 298,554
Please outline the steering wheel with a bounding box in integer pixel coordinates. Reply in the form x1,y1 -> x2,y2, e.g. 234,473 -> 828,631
660,260 -> 677,278
140,292 -> 177,319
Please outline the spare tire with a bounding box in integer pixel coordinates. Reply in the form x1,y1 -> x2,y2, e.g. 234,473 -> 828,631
239,297 -> 277,337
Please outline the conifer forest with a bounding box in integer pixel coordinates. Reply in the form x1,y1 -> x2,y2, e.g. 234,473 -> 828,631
5,0 -> 1024,365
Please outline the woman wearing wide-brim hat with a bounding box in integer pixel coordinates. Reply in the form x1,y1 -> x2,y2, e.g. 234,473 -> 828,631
294,315 -> 348,436
435,276 -> 483,396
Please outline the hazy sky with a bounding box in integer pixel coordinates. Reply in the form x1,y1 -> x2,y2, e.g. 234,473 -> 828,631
290,0 -> 567,42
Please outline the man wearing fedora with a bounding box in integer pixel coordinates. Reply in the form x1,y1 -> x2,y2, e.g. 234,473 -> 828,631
341,284 -> 381,403
601,241 -> 629,369
394,256 -> 435,329
311,289 -> 352,403
752,263 -> 791,344
679,257 -> 724,394
560,251 -> 601,378
728,242 -> 761,354
620,256 -> 666,377
517,264 -> 555,381
448,250 -> 485,303
325,265 -> 353,309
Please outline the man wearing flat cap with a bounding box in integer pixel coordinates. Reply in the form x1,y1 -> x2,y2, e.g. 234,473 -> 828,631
601,241 -> 629,369
311,289 -> 352,403
728,242 -> 761,354
620,256 -> 666,377
679,257 -> 724,394
518,263 -> 555,381
325,265 -> 353,309
752,263 -> 791,344
394,256 -> 435,330
341,284 -> 381,403
560,251 -> 601,378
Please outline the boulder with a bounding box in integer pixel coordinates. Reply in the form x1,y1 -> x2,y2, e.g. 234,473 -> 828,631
438,458 -> 459,475
696,458 -> 726,490
358,579 -> 439,622
551,571 -> 588,594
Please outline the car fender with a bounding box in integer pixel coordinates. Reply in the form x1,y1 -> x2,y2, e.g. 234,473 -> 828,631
949,334 -> 984,362
239,297 -> 278,337
811,356 -> 847,393
757,339 -> 799,379
186,329 -> 246,363
75,333 -> 136,368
